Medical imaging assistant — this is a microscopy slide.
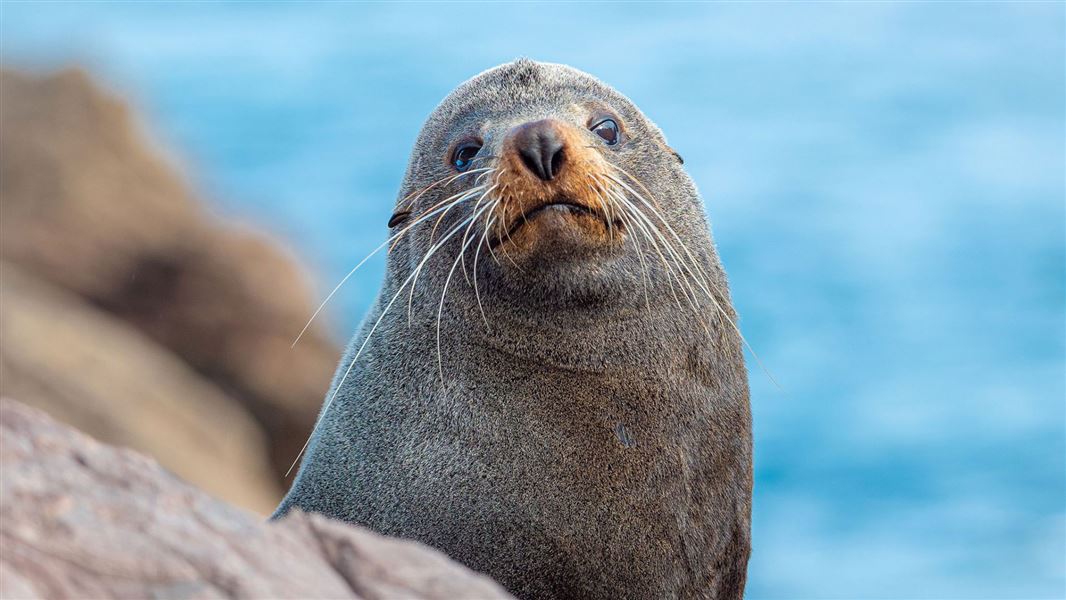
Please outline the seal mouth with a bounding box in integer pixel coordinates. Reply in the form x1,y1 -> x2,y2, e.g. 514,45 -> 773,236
490,197 -> 621,249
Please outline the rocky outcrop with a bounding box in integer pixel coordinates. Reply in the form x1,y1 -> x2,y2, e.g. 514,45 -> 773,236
0,399 -> 513,599
0,263 -> 281,514
0,67 -> 341,489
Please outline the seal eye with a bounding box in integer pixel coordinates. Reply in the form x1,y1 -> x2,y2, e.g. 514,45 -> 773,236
591,118 -> 619,146
452,143 -> 481,172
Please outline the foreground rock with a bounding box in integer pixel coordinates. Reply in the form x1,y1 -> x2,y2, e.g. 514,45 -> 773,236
0,68 -> 341,484
0,399 -> 513,599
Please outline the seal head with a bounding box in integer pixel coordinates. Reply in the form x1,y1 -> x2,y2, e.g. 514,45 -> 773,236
276,59 -> 752,600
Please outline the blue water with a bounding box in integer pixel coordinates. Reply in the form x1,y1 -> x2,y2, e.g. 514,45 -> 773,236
4,3 -> 1063,597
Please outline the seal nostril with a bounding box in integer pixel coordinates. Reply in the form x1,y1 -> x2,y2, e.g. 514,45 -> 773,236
520,147 -> 547,181
549,146 -> 565,180
514,120 -> 566,181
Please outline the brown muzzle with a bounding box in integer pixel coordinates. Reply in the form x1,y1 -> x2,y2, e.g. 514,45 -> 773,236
491,119 -> 617,249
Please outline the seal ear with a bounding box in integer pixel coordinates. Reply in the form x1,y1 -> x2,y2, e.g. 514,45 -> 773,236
388,210 -> 411,228
657,139 -> 684,165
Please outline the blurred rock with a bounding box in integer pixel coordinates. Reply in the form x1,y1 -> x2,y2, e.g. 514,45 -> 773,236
0,399 -> 513,599
0,67 -> 340,484
0,262 -> 281,514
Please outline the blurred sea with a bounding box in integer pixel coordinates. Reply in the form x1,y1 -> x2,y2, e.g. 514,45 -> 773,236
3,3 -> 1063,598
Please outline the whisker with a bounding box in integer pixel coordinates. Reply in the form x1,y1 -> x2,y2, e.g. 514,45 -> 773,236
392,178 -> 494,253
427,184 -> 489,244
602,160 -> 664,211
284,209 -> 480,477
437,200 -> 496,381
609,188 -> 692,311
397,167 -> 493,210
483,213 -> 503,266
605,180 -> 720,317
472,213 -> 497,327
604,183 -> 725,350
460,184 -> 500,286
597,177 -> 693,306
603,169 -> 779,388
292,183 -> 490,348
408,186 -> 492,321
590,180 -> 650,310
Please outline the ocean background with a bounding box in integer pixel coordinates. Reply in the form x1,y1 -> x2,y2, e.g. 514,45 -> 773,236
3,2 -> 1063,598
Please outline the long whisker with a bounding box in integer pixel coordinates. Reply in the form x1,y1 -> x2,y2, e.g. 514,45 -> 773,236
604,170 -> 779,387
437,200 -> 495,381
397,167 -> 493,210
428,184 -> 489,244
409,185 -> 492,320
605,173 -> 717,300
604,178 -> 725,325
391,182 -> 490,252
610,174 -> 725,306
292,183 -> 489,348
590,180 -> 650,310
470,175 -> 508,320
600,173 -> 714,340
606,183 -> 738,363
615,197 -> 717,341
284,210 -> 481,477
472,213 -> 497,326
484,214 -> 504,266
606,185 -> 703,307
605,161 -> 663,211
486,174 -> 526,272
459,184 -> 500,286
599,179 -> 692,311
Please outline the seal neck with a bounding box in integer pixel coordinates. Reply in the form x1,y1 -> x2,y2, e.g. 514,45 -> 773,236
456,298 -> 724,375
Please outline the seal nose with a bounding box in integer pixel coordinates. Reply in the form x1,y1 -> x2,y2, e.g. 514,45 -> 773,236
513,119 -> 566,181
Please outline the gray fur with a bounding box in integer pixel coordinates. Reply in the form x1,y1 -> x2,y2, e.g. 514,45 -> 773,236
275,60 -> 752,599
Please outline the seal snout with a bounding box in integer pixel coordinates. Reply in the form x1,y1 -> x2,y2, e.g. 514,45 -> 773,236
491,117 -> 621,254
513,119 -> 566,181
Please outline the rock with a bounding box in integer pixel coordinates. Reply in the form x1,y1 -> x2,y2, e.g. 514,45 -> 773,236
0,67 -> 341,483
0,68 -> 201,300
0,399 -> 514,600
0,262 -> 282,515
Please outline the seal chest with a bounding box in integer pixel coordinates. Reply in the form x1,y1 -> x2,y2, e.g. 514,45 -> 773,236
276,59 -> 752,600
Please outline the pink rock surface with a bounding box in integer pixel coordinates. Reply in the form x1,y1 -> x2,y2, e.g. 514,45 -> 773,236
0,399 -> 514,600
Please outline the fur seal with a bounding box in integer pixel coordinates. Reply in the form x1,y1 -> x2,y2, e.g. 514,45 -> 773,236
275,59 -> 752,600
